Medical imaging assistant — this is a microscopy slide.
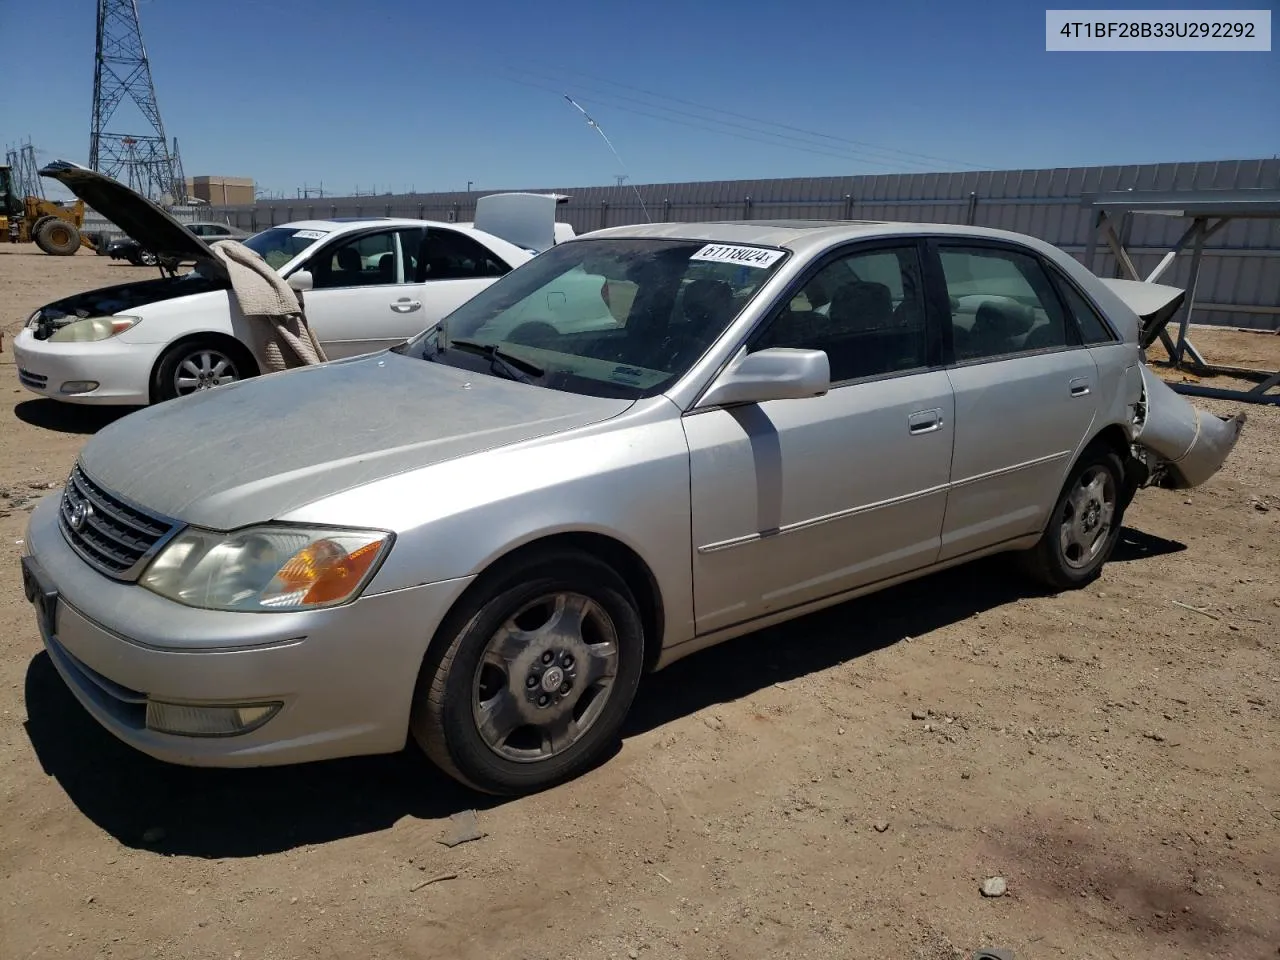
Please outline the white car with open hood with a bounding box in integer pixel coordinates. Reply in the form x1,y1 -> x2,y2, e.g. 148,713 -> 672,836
12,162 -> 577,405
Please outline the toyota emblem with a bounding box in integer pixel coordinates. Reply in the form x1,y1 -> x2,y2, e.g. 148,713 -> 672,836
69,500 -> 93,531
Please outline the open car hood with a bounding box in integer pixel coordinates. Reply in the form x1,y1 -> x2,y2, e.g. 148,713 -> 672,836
39,160 -> 227,280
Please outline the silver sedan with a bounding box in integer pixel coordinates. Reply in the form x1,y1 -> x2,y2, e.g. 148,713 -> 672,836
19,220 -> 1243,795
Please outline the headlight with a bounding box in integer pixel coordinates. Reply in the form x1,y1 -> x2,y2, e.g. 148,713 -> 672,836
48,315 -> 141,343
26,309 -> 41,329
139,524 -> 393,612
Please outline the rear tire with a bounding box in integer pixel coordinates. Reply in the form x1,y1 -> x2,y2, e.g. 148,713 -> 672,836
138,249 -> 159,267
1016,445 -> 1126,591
33,218 -> 81,256
411,549 -> 645,795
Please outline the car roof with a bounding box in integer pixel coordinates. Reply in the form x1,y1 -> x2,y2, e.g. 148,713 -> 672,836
272,218 -> 480,232
582,219 -> 1070,258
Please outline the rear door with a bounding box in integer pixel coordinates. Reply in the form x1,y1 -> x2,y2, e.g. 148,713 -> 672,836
926,239 -> 1100,561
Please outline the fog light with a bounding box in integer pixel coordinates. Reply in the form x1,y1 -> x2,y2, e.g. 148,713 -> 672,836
59,380 -> 100,395
145,700 -> 282,737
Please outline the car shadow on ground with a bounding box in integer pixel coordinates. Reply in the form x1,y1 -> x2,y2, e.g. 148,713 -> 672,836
13,399 -> 139,435
20,526 -> 1186,860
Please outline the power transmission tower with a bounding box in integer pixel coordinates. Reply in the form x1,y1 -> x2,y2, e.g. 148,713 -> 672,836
5,140 -> 44,199
90,0 -> 180,201
169,137 -> 188,203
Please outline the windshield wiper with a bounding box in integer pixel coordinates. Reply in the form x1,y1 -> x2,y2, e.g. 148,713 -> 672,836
445,338 -> 545,383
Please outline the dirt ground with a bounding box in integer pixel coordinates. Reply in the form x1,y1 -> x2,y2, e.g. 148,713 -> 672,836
0,245 -> 1276,960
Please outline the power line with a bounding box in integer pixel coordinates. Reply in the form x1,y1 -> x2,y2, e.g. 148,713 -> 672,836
501,62 -> 984,171
504,73 -> 915,170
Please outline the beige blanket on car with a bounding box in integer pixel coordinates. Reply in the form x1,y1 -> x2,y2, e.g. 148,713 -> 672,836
210,240 -> 328,371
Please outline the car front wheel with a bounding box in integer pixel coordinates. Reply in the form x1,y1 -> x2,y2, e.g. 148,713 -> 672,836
152,338 -> 252,402
411,550 -> 645,795
1017,445 -> 1126,590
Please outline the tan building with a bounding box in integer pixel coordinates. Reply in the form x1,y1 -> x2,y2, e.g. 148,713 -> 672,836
185,175 -> 255,206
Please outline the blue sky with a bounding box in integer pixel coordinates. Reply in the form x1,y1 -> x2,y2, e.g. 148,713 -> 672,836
3,0 -> 1277,197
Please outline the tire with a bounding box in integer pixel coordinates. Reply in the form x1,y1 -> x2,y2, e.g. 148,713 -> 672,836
29,215 -> 56,240
151,337 -> 254,403
411,549 -> 646,795
1016,445 -> 1127,591
33,218 -> 81,256
138,249 -> 159,267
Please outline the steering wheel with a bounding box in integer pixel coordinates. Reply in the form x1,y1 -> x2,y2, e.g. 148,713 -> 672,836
506,320 -> 561,346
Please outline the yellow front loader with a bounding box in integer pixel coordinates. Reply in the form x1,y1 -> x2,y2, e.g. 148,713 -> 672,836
1,163 -> 96,255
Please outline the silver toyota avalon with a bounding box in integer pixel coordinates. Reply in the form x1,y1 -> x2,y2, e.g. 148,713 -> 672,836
19,220 -> 1243,795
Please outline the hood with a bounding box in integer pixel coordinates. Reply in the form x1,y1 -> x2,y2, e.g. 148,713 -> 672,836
78,353 -> 633,530
39,160 -> 227,280
28,272 -> 226,339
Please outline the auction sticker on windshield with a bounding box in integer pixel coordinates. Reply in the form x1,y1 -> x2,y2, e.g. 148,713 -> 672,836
690,244 -> 785,268
293,230 -> 330,240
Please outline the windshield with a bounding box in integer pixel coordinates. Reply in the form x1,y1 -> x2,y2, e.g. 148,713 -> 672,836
401,237 -> 787,399
242,226 -> 330,270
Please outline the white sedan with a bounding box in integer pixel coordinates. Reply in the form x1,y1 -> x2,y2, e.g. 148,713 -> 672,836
13,163 -> 575,405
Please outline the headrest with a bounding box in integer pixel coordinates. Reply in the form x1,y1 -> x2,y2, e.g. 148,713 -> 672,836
683,279 -> 734,325
974,299 -> 1036,338
830,281 -> 894,330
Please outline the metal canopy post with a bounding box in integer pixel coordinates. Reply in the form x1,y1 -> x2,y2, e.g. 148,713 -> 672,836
1081,189 -> 1280,405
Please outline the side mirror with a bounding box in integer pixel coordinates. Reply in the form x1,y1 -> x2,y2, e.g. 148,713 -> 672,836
696,347 -> 830,409
287,270 -> 313,292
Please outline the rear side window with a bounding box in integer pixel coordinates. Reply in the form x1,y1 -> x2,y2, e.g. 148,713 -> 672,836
938,246 -> 1072,362
1052,272 -> 1117,344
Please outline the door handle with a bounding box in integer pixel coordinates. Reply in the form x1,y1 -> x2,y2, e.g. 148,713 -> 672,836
390,298 -> 422,313
908,408 -> 943,435
1069,377 -> 1091,397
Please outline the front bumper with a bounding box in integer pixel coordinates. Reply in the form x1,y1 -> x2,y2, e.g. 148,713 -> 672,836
20,494 -> 474,767
11,327 -> 156,405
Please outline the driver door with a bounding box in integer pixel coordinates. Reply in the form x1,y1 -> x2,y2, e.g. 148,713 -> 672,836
683,241 -> 955,634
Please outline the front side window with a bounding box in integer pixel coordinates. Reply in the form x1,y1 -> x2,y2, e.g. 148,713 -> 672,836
401,238 -> 787,399
750,245 -> 929,382
939,246 -> 1072,362
242,227 -> 329,270
309,231 -> 399,289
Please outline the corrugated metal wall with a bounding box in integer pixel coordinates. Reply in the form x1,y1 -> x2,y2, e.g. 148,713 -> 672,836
211,158 -> 1279,329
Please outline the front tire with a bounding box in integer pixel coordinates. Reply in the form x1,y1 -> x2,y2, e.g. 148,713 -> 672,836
411,550 -> 645,795
151,338 -> 252,403
1017,445 -> 1126,590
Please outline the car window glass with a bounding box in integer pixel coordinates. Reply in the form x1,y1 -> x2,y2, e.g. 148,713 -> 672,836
750,246 -> 928,382
310,231 -> 399,289
406,228 -> 510,282
939,247 -> 1071,361
408,238 -> 785,400
1052,272 -> 1116,344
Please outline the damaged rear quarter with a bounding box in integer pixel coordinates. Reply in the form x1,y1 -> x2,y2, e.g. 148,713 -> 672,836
1130,364 -> 1246,489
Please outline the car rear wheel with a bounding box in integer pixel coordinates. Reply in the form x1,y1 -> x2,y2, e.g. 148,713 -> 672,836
1016,445 -> 1126,590
138,249 -> 159,267
152,338 -> 252,403
411,549 -> 645,795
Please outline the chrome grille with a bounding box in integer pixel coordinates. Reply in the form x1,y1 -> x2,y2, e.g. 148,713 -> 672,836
58,464 -> 182,581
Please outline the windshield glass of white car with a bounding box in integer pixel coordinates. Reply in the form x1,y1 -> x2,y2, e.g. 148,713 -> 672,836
240,227 -> 330,270
405,238 -> 788,399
